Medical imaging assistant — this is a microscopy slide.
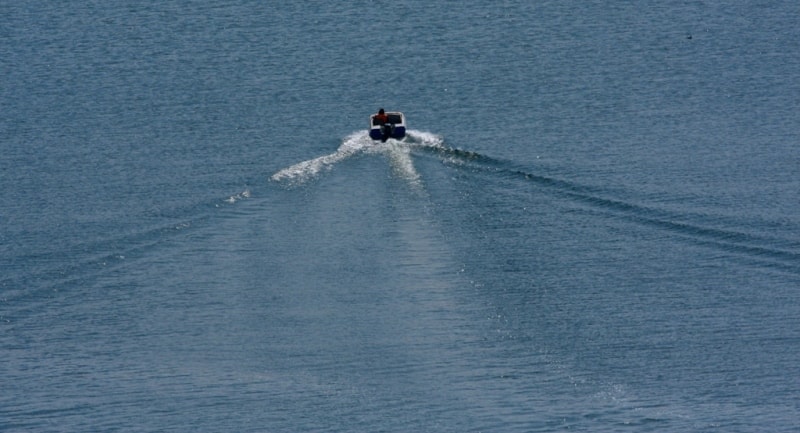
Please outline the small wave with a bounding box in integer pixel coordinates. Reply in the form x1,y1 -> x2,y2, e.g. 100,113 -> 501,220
224,189 -> 251,204
405,130 -> 445,148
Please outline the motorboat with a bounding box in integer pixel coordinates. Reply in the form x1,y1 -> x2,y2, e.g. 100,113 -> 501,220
369,111 -> 406,142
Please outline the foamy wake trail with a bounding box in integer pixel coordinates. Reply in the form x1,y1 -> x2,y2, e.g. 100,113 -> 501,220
386,142 -> 422,188
270,132 -> 374,183
405,130 -> 444,149
269,130 -> 444,186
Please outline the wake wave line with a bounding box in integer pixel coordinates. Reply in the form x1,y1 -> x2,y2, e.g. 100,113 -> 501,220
269,132 -> 371,184
413,143 -> 800,274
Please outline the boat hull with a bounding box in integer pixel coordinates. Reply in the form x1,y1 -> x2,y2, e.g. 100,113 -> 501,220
369,112 -> 406,141
369,125 -> 406,141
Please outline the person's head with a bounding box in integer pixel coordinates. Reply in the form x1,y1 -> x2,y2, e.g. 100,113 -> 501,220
378,109 -> 385,115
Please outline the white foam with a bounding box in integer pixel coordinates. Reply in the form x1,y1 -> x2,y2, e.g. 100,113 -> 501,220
270,132 -> 373,184
269,130 -> 441,186
405,130 -> 445,149
225,189 -> 251,204
386,142 -> 422,189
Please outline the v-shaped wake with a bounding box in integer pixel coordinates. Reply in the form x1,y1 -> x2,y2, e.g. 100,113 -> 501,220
269,130 -> 443,185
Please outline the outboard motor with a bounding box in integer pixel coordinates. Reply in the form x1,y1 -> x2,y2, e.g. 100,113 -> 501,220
381,123 -> 394,142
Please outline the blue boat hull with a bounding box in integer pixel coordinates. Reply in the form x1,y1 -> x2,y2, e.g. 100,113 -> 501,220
369,126 -> 406,141
369,111 -> 406,142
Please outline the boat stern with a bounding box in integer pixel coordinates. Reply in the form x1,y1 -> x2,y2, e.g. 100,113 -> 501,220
369,112 -> 406,140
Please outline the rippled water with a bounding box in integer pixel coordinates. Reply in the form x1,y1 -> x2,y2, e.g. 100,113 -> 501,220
3,1 -> 799,431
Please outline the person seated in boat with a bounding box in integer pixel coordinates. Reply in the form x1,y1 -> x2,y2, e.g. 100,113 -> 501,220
374,108 -> 389,125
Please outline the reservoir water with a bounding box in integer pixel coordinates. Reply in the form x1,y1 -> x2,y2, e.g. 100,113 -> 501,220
3,1 -> 799,431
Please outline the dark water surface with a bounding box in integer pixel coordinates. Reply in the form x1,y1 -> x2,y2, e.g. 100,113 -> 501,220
3,1 -> 799,431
